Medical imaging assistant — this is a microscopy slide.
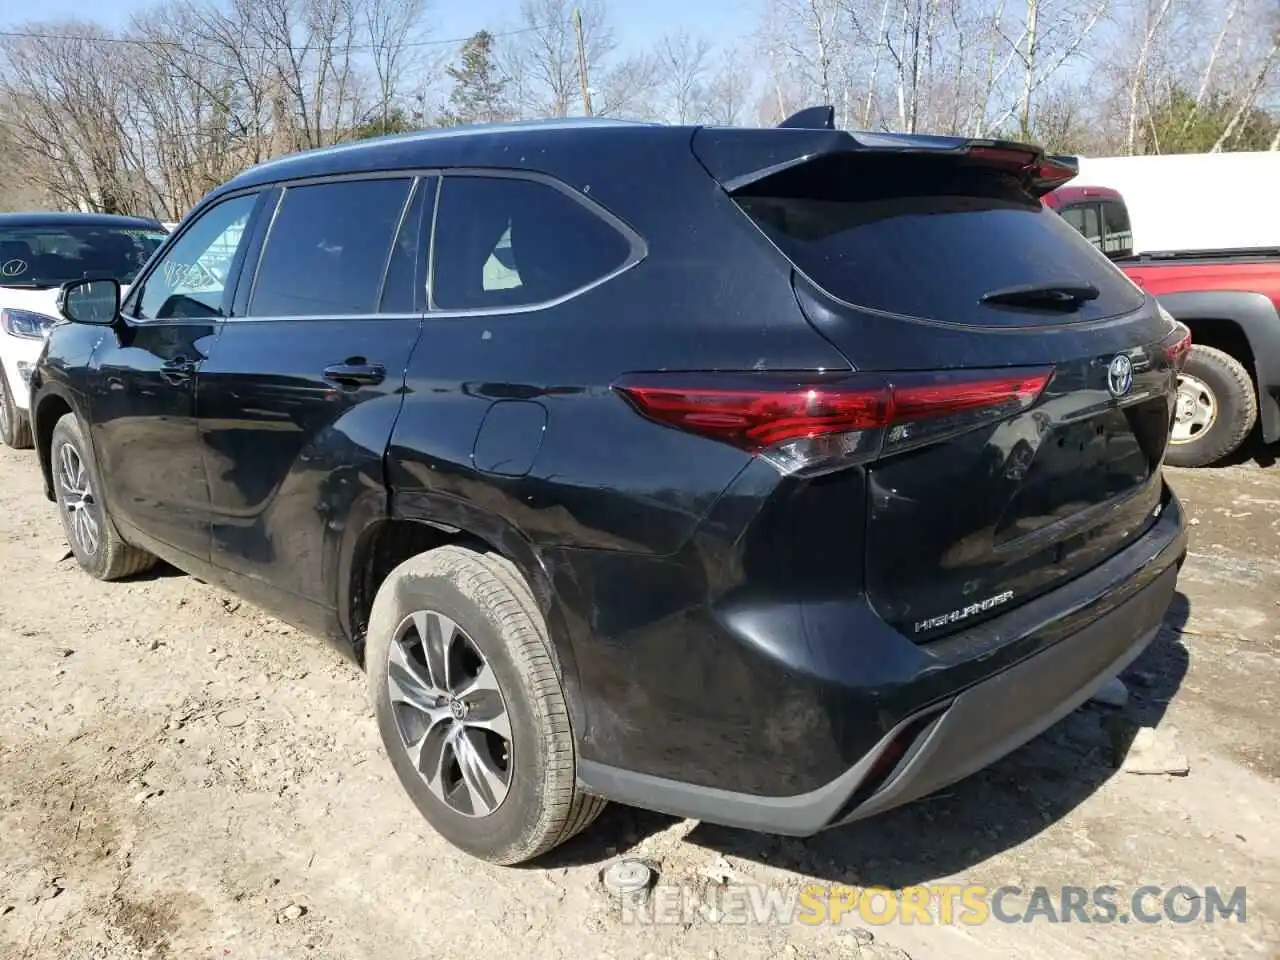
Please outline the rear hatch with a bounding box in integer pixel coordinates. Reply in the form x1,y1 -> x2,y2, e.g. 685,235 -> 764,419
693,128 -> 1187,640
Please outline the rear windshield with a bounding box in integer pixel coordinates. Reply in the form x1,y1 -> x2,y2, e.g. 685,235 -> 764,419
0,224 -> 167,289
734,153 -> 1145,325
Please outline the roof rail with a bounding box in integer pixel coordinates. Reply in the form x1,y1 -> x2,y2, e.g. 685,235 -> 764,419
778,106 -> 835,131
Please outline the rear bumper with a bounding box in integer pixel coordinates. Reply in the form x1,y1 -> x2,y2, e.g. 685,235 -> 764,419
578,486 -> 1186,836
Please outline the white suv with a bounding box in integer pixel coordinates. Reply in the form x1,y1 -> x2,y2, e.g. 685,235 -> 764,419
0,213 -> 167,448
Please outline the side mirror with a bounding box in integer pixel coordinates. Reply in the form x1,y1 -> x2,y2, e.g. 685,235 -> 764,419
57,278 -> 121,326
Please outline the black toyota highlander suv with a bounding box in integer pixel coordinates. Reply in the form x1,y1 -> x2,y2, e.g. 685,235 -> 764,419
30,109 -> 1189,865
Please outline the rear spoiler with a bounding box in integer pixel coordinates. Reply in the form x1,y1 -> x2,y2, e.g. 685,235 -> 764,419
694,106 -> 1079,197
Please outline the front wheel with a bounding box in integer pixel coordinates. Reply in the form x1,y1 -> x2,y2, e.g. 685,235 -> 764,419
0,366 -> 32,449
1166,345 -> 1257,468
51,414 -> 157,580
365,546 -> 605,864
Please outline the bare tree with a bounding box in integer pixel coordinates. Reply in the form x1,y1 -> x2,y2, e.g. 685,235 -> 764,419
1211,31 -> 1280,151
1126,0 -> 1176,154
504,0 -> 615,117
704,45 -> 754,126
364,0 -> 429,134
1182,0 -> 1240,136
0,24 -> 144,213
593,51 -> 661,119
656,30 -> 712,123
3,0 -> 1280,215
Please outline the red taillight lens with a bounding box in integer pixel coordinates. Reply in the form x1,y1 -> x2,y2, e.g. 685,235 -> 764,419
614,368 -> 1053,477
1163,324 -> 1192,371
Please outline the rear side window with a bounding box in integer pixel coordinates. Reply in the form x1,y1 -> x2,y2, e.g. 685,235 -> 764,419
249,178 -> 413,317
735,154 -> 1145,326
1100,200 -> 1133,256
431,175 -> 632,311
1061,204 -> 1102,250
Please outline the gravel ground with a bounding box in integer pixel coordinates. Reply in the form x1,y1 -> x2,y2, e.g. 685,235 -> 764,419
1,440 -> 1278,960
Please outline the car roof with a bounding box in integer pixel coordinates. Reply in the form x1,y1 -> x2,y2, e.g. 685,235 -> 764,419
0,211 -> 167,230
218,117 -> 671,194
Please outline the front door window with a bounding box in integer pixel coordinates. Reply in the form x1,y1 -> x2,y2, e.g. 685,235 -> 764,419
135,194 -> 258,321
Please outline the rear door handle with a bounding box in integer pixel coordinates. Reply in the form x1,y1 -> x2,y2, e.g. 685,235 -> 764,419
323,360 -> 386,388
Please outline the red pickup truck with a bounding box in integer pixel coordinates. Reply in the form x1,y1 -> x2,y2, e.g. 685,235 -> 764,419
1045,184 -> 1280,467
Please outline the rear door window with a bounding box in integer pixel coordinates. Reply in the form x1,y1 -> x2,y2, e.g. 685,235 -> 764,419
431,175 -> 634,311
380,177 -> 434,314
735,154 -> 1145,326
248,178 -> 413,317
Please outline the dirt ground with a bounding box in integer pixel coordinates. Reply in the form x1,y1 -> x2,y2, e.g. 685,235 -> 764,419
1,440 -> 1278,960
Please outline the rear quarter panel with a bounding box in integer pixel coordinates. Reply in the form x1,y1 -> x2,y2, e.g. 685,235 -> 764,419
387,131 -> 851,559
385,132 -> 852,763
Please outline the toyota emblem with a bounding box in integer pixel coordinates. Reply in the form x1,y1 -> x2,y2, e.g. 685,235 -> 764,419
1107,354 -> 1134,398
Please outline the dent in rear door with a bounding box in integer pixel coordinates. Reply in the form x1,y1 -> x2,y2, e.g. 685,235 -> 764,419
195,175 -> 431,606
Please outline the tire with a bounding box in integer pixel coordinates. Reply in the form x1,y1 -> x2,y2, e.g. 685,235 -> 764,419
366,545 -> 605,864
1166,345 -> 1257,469
0,366 -> 32,449
50,414 -> 157,581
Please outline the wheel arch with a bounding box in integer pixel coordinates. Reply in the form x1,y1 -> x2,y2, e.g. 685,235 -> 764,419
340,495 -> 588,740
32,387 -> 79,502
1157,291 -> 1280,444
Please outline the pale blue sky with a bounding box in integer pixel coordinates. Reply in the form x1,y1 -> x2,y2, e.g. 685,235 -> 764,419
1,0 -> 754,55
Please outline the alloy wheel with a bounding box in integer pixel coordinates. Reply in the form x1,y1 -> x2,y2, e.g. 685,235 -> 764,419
1171,373 -> 1217,445
58,442 -> 101,556
385,610 -> 513,818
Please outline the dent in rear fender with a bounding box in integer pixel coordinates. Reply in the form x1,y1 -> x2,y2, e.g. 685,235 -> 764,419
386,486 -> 590,738
1158,290 -> 1280,442
388,387 -> 753,557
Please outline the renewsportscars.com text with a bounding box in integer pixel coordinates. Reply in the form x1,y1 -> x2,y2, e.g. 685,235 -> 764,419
621,883 -> 1248,927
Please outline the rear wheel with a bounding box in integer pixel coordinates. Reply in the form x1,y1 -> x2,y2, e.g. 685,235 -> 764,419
365,545 -> 605,864
0,367 -> 32,449
1166,345 -> 1256,468
51,414 -> 157,580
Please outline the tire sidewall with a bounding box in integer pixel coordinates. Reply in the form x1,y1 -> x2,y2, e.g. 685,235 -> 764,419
51,415 -> 111,579
0,366 -> 17,447
365,558 -> 557,862
1167,347 -> 1254,467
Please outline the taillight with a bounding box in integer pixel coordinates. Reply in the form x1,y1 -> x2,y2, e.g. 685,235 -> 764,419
614,367 -> 1053,478
1162,323 -> 1192,371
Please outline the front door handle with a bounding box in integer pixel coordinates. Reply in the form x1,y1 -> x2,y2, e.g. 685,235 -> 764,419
160,357 -> 195,384
323,360 -> 386,389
